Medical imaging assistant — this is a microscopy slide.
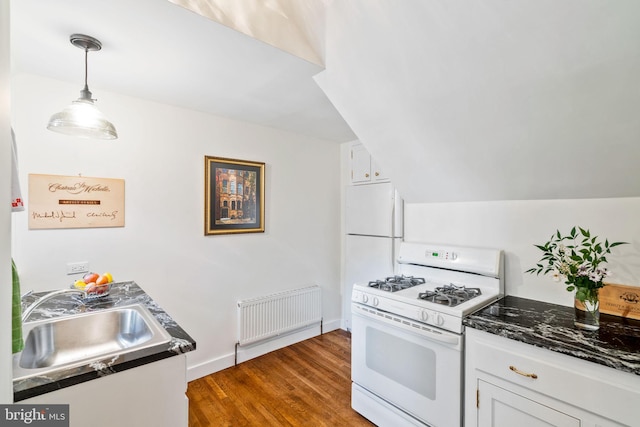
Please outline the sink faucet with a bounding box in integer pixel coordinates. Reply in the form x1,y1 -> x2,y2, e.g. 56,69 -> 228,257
22,289 -> 86,322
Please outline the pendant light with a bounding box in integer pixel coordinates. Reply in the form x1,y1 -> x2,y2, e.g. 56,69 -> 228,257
47,34 -> 118,140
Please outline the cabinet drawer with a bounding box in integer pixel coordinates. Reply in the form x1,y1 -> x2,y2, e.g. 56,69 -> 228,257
467,329 -> 640,425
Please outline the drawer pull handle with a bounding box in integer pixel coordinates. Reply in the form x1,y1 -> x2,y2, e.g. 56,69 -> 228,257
509,365 -> 538,379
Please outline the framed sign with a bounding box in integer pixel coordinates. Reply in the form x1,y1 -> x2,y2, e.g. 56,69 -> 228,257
28,174 -> 125,229
204,156 -> 265,235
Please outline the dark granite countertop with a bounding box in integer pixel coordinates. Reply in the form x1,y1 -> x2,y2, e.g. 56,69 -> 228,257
13,281 -> 196,402
464,295 -> 640,376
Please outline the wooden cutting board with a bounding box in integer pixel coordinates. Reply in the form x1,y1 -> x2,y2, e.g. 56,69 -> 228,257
599,283 -> 640,320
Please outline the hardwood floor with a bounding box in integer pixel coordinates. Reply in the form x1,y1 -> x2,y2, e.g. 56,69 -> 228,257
187,329 -> 375,426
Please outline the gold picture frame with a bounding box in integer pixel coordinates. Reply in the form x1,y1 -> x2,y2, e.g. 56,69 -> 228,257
204,156 -> 265,235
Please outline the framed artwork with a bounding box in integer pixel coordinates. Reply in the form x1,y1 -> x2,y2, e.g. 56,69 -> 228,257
204,156 -> 265,235
28,174 -> 125,230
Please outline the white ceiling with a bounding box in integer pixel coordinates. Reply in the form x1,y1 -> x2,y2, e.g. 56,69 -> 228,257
318,0 -> 640,202
10,0 -> 356,143
13,0 -> 640,203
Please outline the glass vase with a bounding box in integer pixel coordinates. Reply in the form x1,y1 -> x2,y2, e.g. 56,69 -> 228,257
574,293 -> 600,331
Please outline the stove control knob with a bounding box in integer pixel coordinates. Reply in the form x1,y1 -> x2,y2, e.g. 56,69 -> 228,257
435,314 -> 445,326
421,310 -> 429,322
362,294 -> 369,304
372,297 -> 379,307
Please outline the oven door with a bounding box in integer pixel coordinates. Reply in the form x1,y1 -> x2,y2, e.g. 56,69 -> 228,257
351,303 -> 463,427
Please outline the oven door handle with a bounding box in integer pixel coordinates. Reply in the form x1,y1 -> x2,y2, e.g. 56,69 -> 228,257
420,328 -> 459,345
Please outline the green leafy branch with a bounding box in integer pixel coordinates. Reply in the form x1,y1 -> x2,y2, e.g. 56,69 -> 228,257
525,226 -> 627,303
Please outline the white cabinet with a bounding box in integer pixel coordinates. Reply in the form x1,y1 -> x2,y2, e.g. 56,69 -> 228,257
22,355 -> 188,427
350,142 -> 389,184
477,379 -> 580,426
465,328 -> 639,427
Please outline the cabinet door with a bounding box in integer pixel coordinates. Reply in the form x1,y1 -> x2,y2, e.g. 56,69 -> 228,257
23,356 -> 188,427
371,158 -> 388,182
478,380 -> 580,427
350,143 -> 372,183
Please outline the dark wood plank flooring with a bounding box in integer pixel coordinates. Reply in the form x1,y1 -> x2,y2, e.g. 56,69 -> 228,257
187,329 -> 375,426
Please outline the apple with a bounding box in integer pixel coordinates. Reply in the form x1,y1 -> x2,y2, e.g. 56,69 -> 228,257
83,272 -> 99,284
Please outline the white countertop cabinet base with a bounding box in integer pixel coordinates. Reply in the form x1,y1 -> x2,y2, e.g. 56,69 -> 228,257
21,355 -> 188,427
465,328 -> 639,427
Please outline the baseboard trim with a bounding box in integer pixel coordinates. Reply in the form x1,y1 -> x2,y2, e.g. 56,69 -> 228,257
186,319 -> 342,382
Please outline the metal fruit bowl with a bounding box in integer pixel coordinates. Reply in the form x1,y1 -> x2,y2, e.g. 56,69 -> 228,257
70,282 -> 112,299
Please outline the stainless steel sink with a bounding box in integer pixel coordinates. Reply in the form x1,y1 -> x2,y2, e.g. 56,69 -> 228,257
13,304 -> 172,381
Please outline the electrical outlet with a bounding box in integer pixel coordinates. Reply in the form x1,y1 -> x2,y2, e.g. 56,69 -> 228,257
67,261 -> 89,275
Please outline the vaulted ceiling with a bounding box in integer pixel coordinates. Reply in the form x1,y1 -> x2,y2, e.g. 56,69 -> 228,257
10,0 -> 355,143
317,0 -> 640,202
11,0 -> 640,203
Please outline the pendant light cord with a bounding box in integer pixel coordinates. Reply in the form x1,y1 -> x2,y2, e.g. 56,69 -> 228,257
84,48 -> 88,90
80,47 -> 93,101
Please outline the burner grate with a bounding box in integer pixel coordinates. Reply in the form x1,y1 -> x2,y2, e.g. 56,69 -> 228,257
368,275 -> 425,292
418,284 -> 482,307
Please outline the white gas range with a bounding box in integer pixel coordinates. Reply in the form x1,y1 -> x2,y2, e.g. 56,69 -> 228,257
351,241 -> 504,427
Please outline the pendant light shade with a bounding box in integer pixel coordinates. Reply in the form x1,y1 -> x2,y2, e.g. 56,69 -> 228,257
47,34 -> 118,140
47,98 -> 117,139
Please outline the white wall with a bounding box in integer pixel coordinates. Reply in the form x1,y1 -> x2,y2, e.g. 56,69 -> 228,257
1,0 -> 13,403
10,73 -> 343,380
405,198 -> 640,306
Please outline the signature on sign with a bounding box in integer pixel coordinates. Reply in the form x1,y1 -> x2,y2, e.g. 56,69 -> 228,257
32,210 -> 120,222
32,211 -> 77,222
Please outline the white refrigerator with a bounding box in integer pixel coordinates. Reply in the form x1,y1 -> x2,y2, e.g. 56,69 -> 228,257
344,182 -> 403,330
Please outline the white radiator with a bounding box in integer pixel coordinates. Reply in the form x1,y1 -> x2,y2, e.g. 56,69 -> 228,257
237,285 -> 322,347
